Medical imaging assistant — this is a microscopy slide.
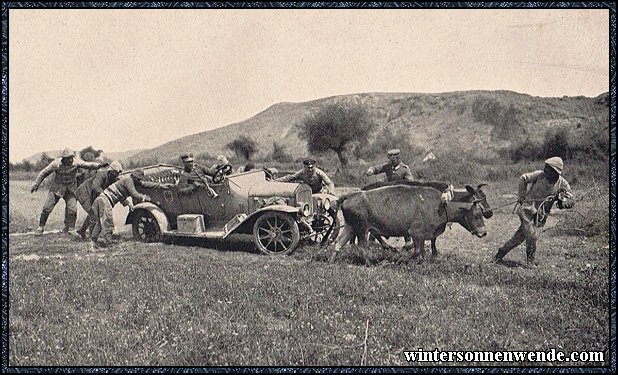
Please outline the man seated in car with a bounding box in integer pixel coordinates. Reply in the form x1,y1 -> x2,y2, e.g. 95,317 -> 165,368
275,158 -> 335,194
177,153 -> 218,196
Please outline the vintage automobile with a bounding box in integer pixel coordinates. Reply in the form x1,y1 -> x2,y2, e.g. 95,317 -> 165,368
122,164 -> 339,255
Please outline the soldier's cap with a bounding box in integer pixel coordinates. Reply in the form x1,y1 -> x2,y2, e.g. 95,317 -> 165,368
387,148 -> 401,157
545,156 -> 564,175
61,148 -> 76,158
303,158 -> 316,166
131,169 -> 145,180
180,153 -> 194,162
109,160 -> 123,173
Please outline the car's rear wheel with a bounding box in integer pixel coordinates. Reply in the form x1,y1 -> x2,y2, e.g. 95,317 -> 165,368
253,212 -> 300,255
132,210 -> 162,243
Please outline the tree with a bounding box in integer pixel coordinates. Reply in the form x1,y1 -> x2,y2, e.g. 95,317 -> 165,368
79,146 -> 103,160
226,136 -> 257,160
542,128 -> 570,160
271,141 -> 292,162
298,102 -> 375,174
36,153 -> 54,170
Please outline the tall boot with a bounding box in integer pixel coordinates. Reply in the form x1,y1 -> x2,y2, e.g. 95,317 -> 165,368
64,211 -> 78,232
39,210 -> 51,227
77,218 -> 90,239
525,240 -> 537,266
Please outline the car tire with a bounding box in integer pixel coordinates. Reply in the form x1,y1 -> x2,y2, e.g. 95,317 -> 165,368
132,209 -> 162,243
253,212 -> 300,255
310,213 -> 340,245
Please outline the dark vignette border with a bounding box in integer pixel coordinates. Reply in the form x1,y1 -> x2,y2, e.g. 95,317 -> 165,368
1,2 -> 615,373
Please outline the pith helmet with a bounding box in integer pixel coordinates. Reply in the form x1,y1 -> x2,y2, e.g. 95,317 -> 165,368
545,157 -> 564,175
131,169 -> 145,180
109,160 -> 123,173
61,148 -> 76,158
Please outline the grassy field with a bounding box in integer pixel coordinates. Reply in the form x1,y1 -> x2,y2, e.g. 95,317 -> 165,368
7,173 -> 611,367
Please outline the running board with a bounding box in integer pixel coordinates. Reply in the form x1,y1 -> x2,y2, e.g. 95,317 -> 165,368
163,230 -> 225,239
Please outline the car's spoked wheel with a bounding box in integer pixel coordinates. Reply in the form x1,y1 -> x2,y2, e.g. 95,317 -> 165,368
253,212 -> 300,255
309,213 -> 340,245
132,210 -> 161,243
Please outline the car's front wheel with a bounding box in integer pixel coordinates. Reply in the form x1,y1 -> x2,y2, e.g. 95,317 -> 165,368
309,212 -> 340,245
253,212 -> 300,255
132,210 -> 162,243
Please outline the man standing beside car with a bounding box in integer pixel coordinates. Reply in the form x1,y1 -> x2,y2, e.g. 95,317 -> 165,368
365,148 -> 415,182
276,158 -> 335,194
75,160 -> 123,240
365,148 -> 415,247
30,147 -> 108,236
89,169 -> 152,249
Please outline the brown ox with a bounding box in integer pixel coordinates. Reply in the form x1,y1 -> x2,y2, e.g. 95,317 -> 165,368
333,185 -> 488,261
353,181 -> 493,254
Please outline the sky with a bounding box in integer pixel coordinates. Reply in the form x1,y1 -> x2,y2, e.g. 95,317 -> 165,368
8,8 -> 610,163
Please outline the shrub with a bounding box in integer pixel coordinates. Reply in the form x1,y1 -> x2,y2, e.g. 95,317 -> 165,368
226,136 -> 257,160
472,96 -> 523,139
271,142 -> 293,163
35,153 -> 55,170
541,127 -> 570,160
546,180 -> 609,238
505,138 -> 543,163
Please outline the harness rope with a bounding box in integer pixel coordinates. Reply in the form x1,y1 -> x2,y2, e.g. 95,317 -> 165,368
534,195 -> 561,227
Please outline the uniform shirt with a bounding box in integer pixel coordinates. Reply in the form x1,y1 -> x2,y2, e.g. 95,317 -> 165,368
75,169 -> 117,209
76,168 -> 98,186
276,168 -> 335,194
178,165 -> 216,194
102,176 -> 148,206
34,158 -> 103,196
518,170 -> 574,210
369,161 -> 414,181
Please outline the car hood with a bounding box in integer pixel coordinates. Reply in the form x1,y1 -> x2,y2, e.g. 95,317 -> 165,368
248,181 -> 304,197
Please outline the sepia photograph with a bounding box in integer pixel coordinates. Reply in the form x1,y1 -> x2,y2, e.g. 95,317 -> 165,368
3,3 -> 614,370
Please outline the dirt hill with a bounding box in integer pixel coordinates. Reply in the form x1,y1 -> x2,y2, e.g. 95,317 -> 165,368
124,90 -> 609,165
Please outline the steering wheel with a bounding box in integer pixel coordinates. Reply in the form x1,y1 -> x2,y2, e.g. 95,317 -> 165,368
263,167 -> 274,181
212,164 -> 232,184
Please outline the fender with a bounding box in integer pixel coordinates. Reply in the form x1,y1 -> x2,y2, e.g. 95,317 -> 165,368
125,202 -> 169,234
223,204 -> 302,239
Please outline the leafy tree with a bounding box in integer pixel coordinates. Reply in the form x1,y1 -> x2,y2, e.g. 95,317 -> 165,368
226,136 -> 257,160
36,153 -> 54,170
298,102 -> 376,174
80,146 -> 103,160
542,128 -> 570,160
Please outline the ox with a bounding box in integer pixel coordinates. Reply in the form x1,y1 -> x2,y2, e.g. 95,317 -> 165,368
333,185 -> 488,262
352,180 -> 493,253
